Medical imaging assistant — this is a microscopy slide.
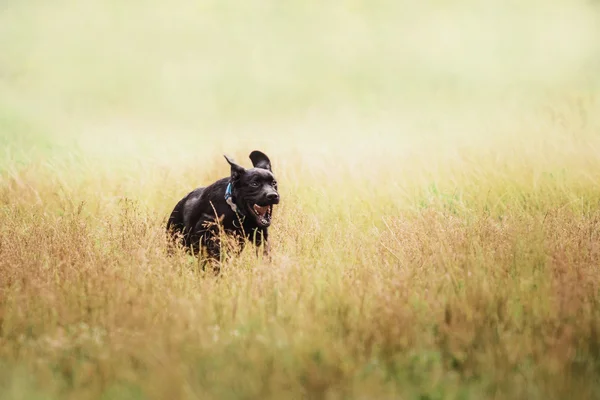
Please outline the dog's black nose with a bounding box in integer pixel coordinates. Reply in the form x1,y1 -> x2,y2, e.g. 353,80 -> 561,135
267,193 -> 279,202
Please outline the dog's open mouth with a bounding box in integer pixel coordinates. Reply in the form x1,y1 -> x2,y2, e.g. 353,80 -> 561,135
251,204 -> 273,227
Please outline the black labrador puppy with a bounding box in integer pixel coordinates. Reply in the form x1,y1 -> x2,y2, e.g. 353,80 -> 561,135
167,150 -> 279,265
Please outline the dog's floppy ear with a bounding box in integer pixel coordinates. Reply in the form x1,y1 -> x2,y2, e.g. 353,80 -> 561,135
249,150 -> 272,172
224,155 -> 246,181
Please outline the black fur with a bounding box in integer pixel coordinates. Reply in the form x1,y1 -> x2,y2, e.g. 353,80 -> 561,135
167,150 -> 279,266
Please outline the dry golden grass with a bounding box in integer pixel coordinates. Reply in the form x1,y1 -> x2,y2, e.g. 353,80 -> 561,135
2,103 -> 600,399
1,1 -> 600,399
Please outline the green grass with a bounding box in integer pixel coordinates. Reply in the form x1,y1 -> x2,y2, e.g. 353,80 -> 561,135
1,1 -> 600,399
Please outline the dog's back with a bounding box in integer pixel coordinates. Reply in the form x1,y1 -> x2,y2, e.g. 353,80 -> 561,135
166,187 -> 206,247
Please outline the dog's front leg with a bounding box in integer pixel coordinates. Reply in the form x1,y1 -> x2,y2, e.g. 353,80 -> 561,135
245,228 -> 272,262
203,233 -> 224,273
194,219 -> 223,274
253,241 -> 271,262
256,230 -> 272,262
263,240 -> 272,261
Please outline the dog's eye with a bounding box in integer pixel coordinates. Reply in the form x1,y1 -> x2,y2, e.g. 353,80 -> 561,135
272,181 -> 278,187
250,182 -> 259,187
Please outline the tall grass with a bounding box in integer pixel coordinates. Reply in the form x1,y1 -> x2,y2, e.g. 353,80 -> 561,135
1,0 -> 600,399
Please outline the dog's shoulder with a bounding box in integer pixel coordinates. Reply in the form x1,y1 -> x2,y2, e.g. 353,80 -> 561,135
181,178 -> 231,227
201,177 -> 229,200
182,178 -> 228,207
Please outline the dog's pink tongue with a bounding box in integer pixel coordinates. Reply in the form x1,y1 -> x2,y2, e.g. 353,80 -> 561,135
254,205 -> 268,216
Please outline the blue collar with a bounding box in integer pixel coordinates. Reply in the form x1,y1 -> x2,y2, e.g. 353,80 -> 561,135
225,182 -> 245,216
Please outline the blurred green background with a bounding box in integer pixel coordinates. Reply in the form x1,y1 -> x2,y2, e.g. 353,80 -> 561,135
1,0 -> 598,152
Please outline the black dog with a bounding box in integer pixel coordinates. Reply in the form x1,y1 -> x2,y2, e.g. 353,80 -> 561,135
167,150 -> 279,265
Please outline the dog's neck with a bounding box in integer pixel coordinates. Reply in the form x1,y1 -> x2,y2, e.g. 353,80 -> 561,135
225,181 -> 245,216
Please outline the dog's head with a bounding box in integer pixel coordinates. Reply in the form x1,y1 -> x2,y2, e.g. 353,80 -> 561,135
224,150 -> 279,228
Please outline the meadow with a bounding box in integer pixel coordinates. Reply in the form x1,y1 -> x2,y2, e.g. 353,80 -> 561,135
1,1 -> 600,399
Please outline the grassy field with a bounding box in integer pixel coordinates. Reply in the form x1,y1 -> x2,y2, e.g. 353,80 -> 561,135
2,1 -> 600,399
